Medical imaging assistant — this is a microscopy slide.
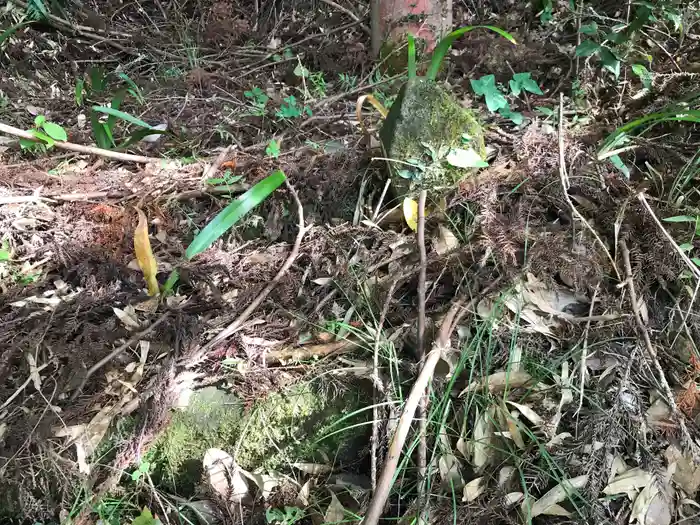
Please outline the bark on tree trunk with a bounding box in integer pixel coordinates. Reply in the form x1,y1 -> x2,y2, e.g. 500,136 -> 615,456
371,0 -> 452,56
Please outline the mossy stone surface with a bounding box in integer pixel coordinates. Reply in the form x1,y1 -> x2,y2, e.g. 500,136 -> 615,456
150,382 -> 369,495
380,78 -> 484,193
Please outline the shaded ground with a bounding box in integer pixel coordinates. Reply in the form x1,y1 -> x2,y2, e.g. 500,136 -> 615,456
1,0 -> 700,524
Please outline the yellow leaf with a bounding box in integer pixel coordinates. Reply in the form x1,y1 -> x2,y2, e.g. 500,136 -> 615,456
403,197 -> 418,231
134,208 -> 159,296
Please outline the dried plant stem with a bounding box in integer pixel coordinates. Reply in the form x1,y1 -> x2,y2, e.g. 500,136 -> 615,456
371,280 -> 398,492
363,298 -> 464,525
190,181 -> 310,362
0,122 -> 158,164
620,240 -> 699,456
416,189 -> 428,496
557,94 -> 620,280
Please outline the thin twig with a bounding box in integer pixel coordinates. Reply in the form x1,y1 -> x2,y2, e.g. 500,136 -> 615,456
371,280 -> 398,492
620,240 -> 699,456
416,189 -> 428,496
200,145 -> 235,185
557,94 -> 621,280
575,284 -> 599,418
0,363 -> 49,411
319,0 -> 371,34
0,122 -> 158,164
68,313 -> 170,401
190,181 -> 310,362
371,178 -> 392,222
313,74 -> 402,109
362,297 -> 465,525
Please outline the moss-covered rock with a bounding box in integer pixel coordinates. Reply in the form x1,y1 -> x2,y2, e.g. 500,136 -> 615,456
150,382 -> 369,495
380,78 -> 485,194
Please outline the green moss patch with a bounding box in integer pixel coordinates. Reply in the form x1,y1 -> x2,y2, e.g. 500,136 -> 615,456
380,78 -> 485,193
150,381 -> 369,495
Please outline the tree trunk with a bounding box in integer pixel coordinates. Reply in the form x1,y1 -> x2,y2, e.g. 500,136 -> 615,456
371,0 -> 452,56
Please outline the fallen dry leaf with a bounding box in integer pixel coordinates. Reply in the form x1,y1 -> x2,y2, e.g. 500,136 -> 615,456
203,448 -> 249,503
527,475 -> 588,518
463,477 -> 485,502
604,468 -> 652,499
507,401 -> 544,427
505,492 -> 524,507
665,444 -> 700,496
460,371 -> 533,396
438,454 -> 463,487
324,490 -> 345,523
434,225 -> 459,255
134,207 -> 159,296
292,462 -> 332,475
473,408 -> 493,473
240,469 -> 281,500
403,197 -> 418,231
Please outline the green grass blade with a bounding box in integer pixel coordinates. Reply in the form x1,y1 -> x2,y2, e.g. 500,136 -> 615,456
106,89 -> 128,132
185,170 -> 286,260
407,33 -> 416,79
427,25 -> 517,81
599,110 -> 700,156
92,105 -> 152,129
89,111 -> 112,149
0,22 -> 30,47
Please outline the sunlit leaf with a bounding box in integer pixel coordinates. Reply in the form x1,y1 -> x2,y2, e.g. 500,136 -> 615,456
599,47 -> 621,77
575,40 -> 600,57
403,197 -> 418,231
446,147 -> 488,168
134,208 -> 159,296
92,105 -> 152,129
579,22 -> 598,35
42,122 -> 67,141
186,170 -> 286,259
427,25 -> 516,80
470,75 -> 508,112
407,33 -> 417,80
663,215 -> 697,223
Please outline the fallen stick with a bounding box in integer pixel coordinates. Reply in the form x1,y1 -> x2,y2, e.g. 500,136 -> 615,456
265,340 -> 357,365
362,297 -> 464,525
416,189 -> 428,502
188,181 -> 310,364
619,240 -> 699,457
0,122 -> 159,164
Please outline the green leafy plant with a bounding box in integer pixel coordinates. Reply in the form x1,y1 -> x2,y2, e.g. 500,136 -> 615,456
244,86 -> 269,117
338,72 -> 358,92
206,169 -> 243,187
131,507 -> 162,525
395,138 -> 488,182
663,214 -> 700,266
470,72 -> 543,125
130,460 -> 151,482
163,170 -> 287,294
266,139 -> 281,158
276,95 -> 312,119
266,506 -> 303,525
76,67 -> 158,149
20,115 -> 68,152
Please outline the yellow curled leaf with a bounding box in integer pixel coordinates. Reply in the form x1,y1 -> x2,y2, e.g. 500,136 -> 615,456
356,94 -> 388,134
403,197 -> 418,231
134,207 -> 159,296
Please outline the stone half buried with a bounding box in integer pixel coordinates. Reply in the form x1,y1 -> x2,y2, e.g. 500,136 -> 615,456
380,77 -> 485,195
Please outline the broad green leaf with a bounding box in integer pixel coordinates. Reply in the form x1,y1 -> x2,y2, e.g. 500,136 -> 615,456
693,258 -> 700,267
293,63 -> 310,78
579,22 -> 598,35
509,72 -> 544,96
575,40 -> 600,57
470,75 -> 508,112
427,25 -> 516,80
407,33 -> 417,80
446,148 -> 488,168
266,139 -> 280,158
118,72 -> 144,104
600,48 -> 621,78
106,89 -> 128,132
42,122 -> 67,141
609,154 -> 629,178
631,64 -> 652,89
75,78 -> 85,106
185,170 -> 286,259
536,106 -> 554,117
34,115 -> 46,127
31,129 -> 55,147
90,111 -> 112,149
92,105 -> 152,129
499,106 -> 524,125
662,215 -> 697,223
131,507 -> 161,525
679,243 -> 693,252
19,138 -> 36,150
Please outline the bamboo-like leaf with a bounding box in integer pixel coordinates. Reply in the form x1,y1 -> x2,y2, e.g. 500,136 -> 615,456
427,25 -> 517,81
407,33 -> 417,79
185,170 -> 286,260
134,208 -> 159,296
0,22 -> 31,47
92,105 -> 152,129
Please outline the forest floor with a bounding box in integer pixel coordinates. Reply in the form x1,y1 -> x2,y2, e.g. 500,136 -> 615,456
1,1 -> 700,524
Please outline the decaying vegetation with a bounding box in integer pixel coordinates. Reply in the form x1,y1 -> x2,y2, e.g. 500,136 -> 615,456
1,1 -> 700,524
